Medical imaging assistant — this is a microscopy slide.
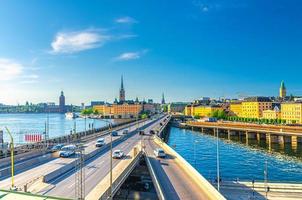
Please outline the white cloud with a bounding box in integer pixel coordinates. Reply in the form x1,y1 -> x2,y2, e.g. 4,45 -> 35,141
50,29 -> 110,54
115,49 -> 148,61
0,58 -> 23,81
115,16 -> 138,24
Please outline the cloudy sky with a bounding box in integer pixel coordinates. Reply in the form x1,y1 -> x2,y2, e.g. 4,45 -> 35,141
0,0 -> 302,105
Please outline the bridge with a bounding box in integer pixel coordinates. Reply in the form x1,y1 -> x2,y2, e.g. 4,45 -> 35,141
0,114 -> 225,200
186,121 -> 302,151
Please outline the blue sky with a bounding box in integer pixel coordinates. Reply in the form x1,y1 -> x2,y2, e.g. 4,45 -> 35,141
0,0 -> 302,105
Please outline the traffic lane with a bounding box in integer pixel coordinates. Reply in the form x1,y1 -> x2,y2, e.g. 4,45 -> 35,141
44,118 -> 165,198
145,139 -> 210,200
44,134 -> 142,198
0,119 -> 155,189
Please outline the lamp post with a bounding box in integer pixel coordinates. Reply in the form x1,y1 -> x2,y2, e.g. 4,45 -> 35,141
5,127 -> 15,190
216,128 -> 220,192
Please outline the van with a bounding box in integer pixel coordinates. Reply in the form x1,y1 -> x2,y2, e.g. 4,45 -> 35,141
59,145 -> 76,158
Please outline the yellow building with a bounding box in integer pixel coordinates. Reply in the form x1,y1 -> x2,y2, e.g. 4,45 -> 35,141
229,102 -> 242,117
93,104 -> 112,115
262,106 -> 281,119
241,97 -> 272,119
281,102 -> 302,123
185,105 -> 221,117
185,105 -> 193,116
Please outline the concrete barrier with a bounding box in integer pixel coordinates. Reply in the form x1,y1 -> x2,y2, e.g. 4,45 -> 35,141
154,136 -> 226,200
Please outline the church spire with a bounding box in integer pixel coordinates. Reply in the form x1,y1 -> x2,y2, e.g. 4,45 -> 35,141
119,75 -> 125,102
161,93 -> 165,104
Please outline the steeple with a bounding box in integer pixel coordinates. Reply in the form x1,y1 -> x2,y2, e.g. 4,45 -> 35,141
161,93 -> 165,104
279,80 -> 286,99
121,75 -> 124,90
119,75 -> 125,102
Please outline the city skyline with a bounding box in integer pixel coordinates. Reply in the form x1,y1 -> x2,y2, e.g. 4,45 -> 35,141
1,0 -> 302,105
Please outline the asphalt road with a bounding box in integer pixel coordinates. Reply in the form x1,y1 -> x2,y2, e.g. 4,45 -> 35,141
145,138 -> 210,200
40,116 -> 167,198
0,116 -> 164,190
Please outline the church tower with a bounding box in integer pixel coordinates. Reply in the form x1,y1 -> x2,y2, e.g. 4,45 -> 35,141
279,80 -> 286,99
119,75 -> 125,102
161,93 -> 165,104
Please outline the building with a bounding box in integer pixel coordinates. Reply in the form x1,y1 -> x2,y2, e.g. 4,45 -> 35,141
119,76 -> 125,102
167,102 -> 187,114
281,102 -> 302,124
91,101 -> 105,107
262,106 -> 281,119
279,81 -> 286,99
59,91 -> 66,113
185,104 -> 221,117
229,102 -> 242,117
241,97 -> 272,119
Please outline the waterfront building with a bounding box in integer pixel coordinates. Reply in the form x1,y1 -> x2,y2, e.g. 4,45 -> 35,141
279,80 -> 287,99
59,91 -> 66,113
262,106 -> 281,119
229,102 -> 242,117
167,102 -> 187,114
185,104 -> 221,117
241,97 -> 272,119
281,102 -> 302,124
119,76 -> 125,103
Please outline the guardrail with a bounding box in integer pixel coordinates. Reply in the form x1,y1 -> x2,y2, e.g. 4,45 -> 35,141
144,153 -> 165,200
153,135 -> 226,200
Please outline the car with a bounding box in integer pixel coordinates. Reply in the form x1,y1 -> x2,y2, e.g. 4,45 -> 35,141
95,138 -> 105,147
154,148 -> 166,158
59,144 -> 76,158
112,150 -> 124,159
51,144 -> 64,152
149,130 -> 155,135
139,130 -> 145,135
122,129 -> 128,134
111,131 -> 118,136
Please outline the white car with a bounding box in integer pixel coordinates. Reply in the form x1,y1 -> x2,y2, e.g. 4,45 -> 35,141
122,129 -> 128,134
154,148 -> 166,158
96,138 -> 105,147
112,150 -> 124,159
59,144 -> 76,158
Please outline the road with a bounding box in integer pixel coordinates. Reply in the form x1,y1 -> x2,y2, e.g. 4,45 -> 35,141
40,115 -> 167,198
0,116 -> 163,190
145,139 -> 210,200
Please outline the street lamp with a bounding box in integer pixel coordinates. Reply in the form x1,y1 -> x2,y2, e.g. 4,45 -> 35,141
216,128 -> 220,192
5,127 -> 15,190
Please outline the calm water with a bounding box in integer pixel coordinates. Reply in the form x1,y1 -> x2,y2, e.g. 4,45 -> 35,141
167,127 -> 302,183
0,113 -> 114,144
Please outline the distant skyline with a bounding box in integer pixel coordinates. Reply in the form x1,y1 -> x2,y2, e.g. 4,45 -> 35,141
1,0 -> 302,105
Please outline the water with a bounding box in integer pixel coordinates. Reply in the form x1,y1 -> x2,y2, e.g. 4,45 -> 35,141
0,113 -> 115,144
167,127 -> 302,183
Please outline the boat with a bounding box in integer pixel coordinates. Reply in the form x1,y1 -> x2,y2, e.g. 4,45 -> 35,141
65,112 -> 78,119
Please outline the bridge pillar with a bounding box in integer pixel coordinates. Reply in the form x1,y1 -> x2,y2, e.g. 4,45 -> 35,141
201,127 -> 204,133
266,133 -> 272,152
292,136 -> 298,152
245,131 -> 249,145
278,135 -> 285,150
227,130 -> 231,140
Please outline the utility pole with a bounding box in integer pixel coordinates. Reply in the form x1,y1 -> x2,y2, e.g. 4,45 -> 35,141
75,144 -> 85,200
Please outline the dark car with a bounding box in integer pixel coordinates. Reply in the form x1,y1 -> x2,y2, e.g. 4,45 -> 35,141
111,131 -> 118,136
150,130 -> 155,135
139,130 -> 145,135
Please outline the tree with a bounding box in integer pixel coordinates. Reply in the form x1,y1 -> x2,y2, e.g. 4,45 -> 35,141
94,109 -> 99,115
81,108 -> 93,115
